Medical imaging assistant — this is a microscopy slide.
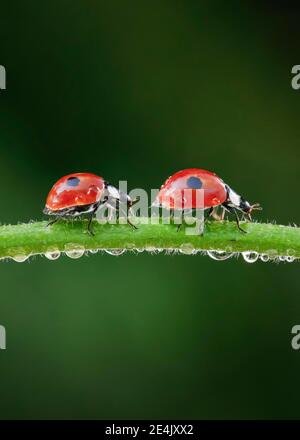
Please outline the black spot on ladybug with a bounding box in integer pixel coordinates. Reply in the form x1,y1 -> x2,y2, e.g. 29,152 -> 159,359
67,176 -> 80,187
187,176 -> 202,189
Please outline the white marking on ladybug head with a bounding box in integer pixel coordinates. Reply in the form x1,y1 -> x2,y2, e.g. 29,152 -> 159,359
106,184 -> 133,206
226,184 -> 259,216
226,185 -> 242,208
106,184 -> 120,200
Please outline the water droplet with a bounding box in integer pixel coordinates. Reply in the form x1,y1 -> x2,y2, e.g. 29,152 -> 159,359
135,248 -> 144,253
279,256 -> 286,262
89,249 -> 99,254
45,248 -> 61,260
286,249 -> 296,262
207,250 -> 234,261
11,254 -> 29,263
260,254 -> 269,262
105,249 -> 126,256
145,246 -> 156,252
242,251 -> 259,263
126,243 -> 136,250
179,243 -> 195,255
165,248 -> 175,255
65,244 -> 85,259
267,249 -> 278,259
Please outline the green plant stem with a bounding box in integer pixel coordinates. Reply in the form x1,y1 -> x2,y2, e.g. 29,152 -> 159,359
0,219 -> 299,260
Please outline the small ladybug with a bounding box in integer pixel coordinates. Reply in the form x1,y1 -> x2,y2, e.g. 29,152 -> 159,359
43,172 -> 135,235
153,168 -> 261,232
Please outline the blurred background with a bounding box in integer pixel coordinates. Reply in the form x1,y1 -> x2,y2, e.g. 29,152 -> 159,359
0,0 -> 300,419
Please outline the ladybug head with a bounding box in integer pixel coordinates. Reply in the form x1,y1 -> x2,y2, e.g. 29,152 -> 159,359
106,184 -> 139,207
239,198 -> 262,220
226,185 -> 262,220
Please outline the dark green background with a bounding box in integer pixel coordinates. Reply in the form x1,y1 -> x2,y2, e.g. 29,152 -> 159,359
0,1 -> 300,419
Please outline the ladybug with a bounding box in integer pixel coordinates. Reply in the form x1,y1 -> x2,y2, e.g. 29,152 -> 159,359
153,168 -> 261,232
43,172 -> 135,235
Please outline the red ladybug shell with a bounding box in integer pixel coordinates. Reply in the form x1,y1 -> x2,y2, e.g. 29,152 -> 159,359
45,173 -> 105,211
155,168 -> 227,210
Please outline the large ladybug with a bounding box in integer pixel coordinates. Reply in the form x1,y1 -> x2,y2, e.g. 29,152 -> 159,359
43,172 -> 135,235
153,168 -> 261,232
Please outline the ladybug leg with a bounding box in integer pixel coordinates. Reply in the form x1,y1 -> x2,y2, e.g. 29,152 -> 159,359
174,209 -> 184,231
123,206 -> 137,229
239,212 -> 246,221
205,207 -> 220,222
174,209 -> 185,230
127,202 -> 138,230
176,223 -> 182,232
220,207 -> 226,221
87,204 -> 101,236
127,218 -> 138,230
116,202 -> 138,230
211,207 -> 222,221
46,217 -> 60,227
87,215 -> 95,236
170,209 -> 174,224
204,207 -> 213,223
231,209 -> 247,233
222,204 -> 247,233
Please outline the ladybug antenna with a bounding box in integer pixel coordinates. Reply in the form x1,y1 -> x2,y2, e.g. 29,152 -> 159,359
249,203 -> 262,211
131,197 -> 140,206
246,203 -> 262,221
